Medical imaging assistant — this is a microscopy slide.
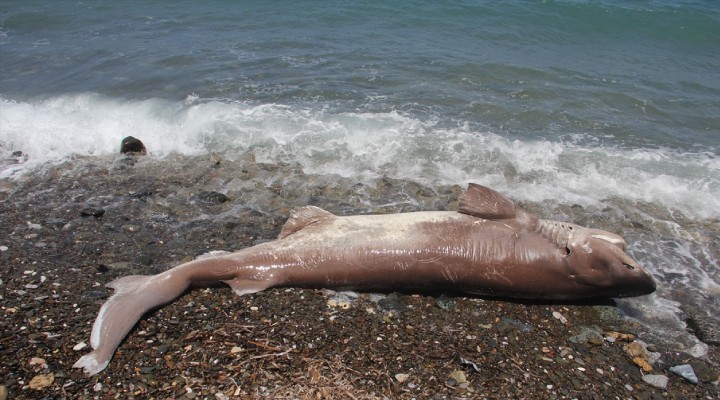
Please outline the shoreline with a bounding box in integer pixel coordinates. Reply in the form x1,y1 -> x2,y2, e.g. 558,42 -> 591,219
0,154 -> 717,398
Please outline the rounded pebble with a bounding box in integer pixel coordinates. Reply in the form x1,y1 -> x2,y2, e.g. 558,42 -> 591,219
642,374 -> 668,389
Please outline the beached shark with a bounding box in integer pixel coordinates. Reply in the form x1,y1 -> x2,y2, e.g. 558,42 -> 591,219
74,183 -> 655,376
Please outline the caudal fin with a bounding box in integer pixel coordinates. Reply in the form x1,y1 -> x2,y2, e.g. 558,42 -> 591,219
73,273 -> 189,376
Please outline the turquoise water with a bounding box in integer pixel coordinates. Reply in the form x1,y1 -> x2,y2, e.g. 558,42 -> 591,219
1,1 -> 719,350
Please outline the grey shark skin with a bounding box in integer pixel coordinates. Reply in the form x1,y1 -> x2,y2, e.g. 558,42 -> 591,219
73,184 -> 655,376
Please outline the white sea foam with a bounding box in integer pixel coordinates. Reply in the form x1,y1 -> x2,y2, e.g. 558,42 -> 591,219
2,94 -> 718,220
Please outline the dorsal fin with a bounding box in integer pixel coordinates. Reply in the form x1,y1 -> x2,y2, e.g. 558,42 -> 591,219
278,206 -> 336,239
458,183 -> 519,220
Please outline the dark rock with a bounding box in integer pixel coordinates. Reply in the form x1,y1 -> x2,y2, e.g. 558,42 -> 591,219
135,254 -> 153,266
44,218 -> 68,229
688,360 -> 718,383
222,217 -> 242,229
377,293 -> 406,312
120,136 -> 147,155
198,191 -> 229,203
685,309 -> 720,345
80,206 -> 105,218
129,190 -> 153,200
139,366 -> 156,374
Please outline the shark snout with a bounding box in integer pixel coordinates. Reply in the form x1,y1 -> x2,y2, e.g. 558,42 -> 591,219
612,254 -> 656,297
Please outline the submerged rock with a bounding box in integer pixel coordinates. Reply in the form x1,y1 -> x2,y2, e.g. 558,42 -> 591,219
688,359 -> 719,383
197,191 -> 229,203
569,326 -> 603,345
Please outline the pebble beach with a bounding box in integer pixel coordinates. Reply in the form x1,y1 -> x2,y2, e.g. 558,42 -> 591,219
1,153 -> 717,399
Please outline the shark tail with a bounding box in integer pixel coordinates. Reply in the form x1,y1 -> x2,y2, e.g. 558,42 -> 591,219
73,252 -> 278,376
73,273 -> 189,376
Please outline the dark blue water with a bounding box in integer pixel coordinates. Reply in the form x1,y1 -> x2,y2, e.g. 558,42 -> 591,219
1,0 -> 719,351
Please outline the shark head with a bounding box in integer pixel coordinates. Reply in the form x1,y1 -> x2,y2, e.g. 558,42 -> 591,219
458,183 -> 656,299
564,227 -> 656,297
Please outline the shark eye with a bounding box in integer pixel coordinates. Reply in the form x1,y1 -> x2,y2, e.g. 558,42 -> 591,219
564,246 -> 572,256
623,263 -> 635,270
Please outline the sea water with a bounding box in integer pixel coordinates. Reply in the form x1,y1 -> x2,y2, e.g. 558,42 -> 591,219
1,0 -> 718,350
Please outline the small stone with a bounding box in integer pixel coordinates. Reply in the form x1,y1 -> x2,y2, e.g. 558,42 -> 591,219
122,224 -> 140,233
93,382 -> 103,392
0,246 -> 8,252
688,343 -> 708,358
230,346 -> 243,354
633,357 -> 653,372
395,373 -> 410,383
669,364 -> 698,384
139,366 -> 156,374
327,299 -> 350,309
377,293 -> 406,312
623,341 -> 648,359
0,385 -> 7,400
642,374 -> 668,389
604,331 -> 635,342
73,342 -> 88,351
448,370 -> 467,384
80,207 -> 105,218
44,218 -> 68,229
552,311 -> 567,324
29,357 -> 48,368
29,373 -> 54,389
587,337 -> 604,346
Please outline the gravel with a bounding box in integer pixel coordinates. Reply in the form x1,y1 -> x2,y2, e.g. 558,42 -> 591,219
1,154 -> 718,399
